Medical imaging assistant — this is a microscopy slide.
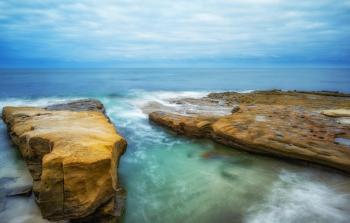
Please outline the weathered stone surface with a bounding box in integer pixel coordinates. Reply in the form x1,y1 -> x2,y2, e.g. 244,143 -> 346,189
46,99 -> 105,113
2,99 -> 127,222
321,109 -> 350,117
149,91 -> 350,173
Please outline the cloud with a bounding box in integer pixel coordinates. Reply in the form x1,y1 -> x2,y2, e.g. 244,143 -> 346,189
0,0 -> 349,66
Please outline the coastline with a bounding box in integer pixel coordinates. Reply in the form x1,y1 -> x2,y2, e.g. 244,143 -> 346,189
148,90 -> 350,173
0,89 -> 350,223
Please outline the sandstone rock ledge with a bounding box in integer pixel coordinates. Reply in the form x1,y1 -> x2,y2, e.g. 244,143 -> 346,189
2,99 -> 127,222
149,91 -> 350,173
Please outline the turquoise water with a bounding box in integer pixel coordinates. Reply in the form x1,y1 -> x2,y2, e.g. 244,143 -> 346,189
0,69 -> 350,223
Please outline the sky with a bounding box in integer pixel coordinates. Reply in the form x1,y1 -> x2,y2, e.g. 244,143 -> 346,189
0,0 -> 350,68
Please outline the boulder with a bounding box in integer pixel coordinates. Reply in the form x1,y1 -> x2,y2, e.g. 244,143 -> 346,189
1,99 -> 127,222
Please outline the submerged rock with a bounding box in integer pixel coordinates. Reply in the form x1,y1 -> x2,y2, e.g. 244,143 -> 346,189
231,105 -> 240,114
1,99 -> 127,222
6,184 -> 32,197
149,91 -> 350,173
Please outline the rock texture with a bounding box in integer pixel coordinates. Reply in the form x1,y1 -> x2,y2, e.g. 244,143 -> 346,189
2,99 -> 127,222
149,91 -> 350,173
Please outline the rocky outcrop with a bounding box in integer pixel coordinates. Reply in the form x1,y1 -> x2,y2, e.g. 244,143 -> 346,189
149,91 -> 350,173
2,99 -> 127,222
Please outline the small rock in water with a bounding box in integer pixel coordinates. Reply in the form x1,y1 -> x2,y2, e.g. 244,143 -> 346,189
221,170 -> 238,181
231,105 -> 240,114
6,185 -> 32,197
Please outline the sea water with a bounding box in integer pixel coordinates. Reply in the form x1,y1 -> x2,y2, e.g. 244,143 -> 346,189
0,68 -> 349,223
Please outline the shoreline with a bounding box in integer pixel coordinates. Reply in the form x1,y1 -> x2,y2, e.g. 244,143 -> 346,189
148,90 -> 350,173
1,89 -> 350,222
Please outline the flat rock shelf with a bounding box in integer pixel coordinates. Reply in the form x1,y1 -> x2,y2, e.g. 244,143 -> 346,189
149,90 -> 350,173
1,99 -> 127,222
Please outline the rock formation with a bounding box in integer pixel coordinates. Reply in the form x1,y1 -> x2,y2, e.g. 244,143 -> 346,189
2,99 -> 127,222
149,91 -> 350,173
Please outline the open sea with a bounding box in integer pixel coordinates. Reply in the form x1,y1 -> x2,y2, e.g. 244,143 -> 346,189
0,68 -> 350,223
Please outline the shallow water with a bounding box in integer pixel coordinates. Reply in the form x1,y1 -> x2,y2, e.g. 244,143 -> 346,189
335,137 -> 350,147
0,68 -> 350,223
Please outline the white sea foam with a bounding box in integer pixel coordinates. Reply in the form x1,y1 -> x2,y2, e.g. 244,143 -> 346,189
133,89 -> 255,116
130,90 -> 209,113
124,89 -> 236,116
0,97 -> 82,110
245,170 -> 350,223
102,90 -> 208,122
103,90 -> 210,131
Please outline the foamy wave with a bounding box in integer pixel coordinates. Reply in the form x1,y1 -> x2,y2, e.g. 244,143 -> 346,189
100,94 -> 182,151
129,89 -> 209,108
129,89 -> 209,99
102,90 -> 210,121
124,90 -> 236,117
0,97 -> 82,110
238,90 -> 255,93
245,170 -> 350,223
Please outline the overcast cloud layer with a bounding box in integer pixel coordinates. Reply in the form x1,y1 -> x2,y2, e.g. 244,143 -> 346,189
0,0 -> 350,67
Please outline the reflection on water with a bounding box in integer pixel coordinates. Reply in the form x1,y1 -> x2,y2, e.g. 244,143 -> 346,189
0,92 -> 350,223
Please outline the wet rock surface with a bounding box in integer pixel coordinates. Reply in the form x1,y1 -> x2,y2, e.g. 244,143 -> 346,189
5,184 -> 32,197
1,99 -> 127,222
149,90 -> 350,173
46,99 -> 105,113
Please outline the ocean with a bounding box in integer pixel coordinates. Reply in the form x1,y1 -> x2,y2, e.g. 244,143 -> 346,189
0,68 -> 350,223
